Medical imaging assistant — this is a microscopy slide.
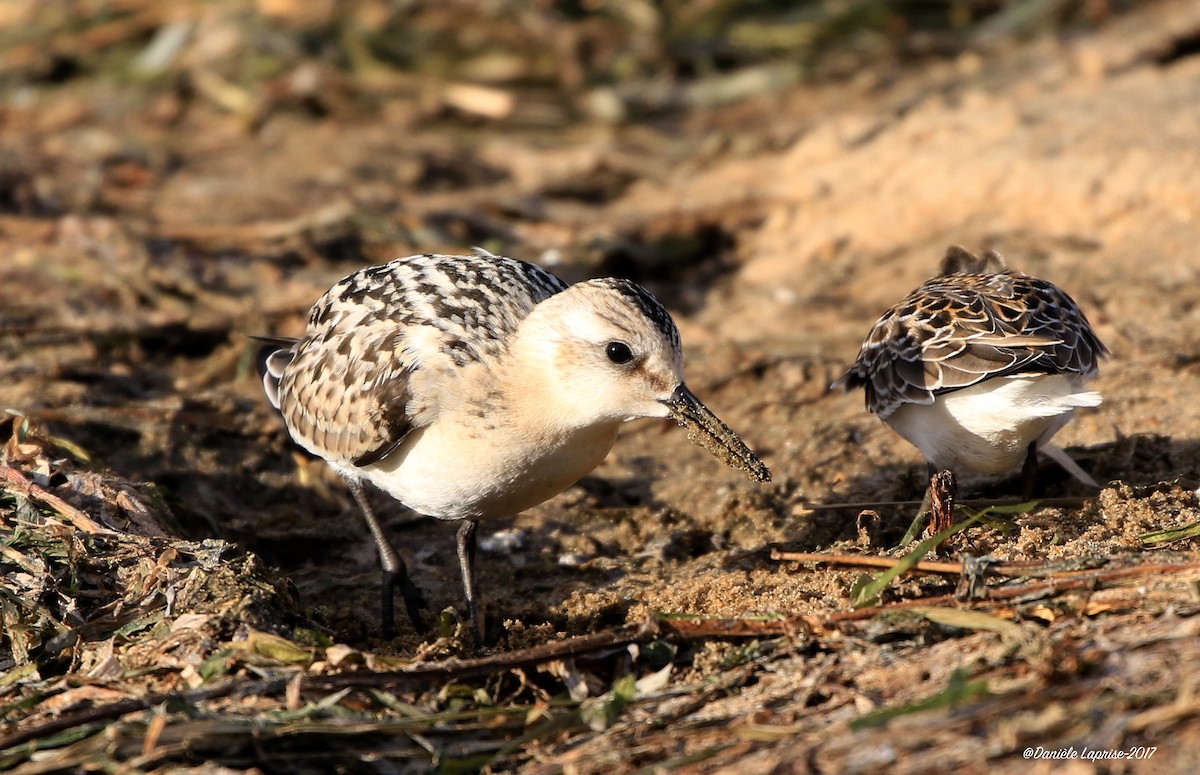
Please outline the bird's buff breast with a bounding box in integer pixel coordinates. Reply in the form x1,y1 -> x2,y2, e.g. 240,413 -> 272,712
357,420 -> 621,520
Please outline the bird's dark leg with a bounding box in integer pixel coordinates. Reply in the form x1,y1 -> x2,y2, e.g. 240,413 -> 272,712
347,478 -> 427,637
1020,441 -> 1039,501
456,519 -> 482,643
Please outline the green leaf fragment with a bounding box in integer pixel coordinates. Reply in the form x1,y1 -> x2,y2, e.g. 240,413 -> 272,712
905,606 -> 1020,635
224,631 -> 314,665
850,668 -> 991,730
580,674 -> 637,731
198,649 -> 235,682
0,661 -> 39,688
1142,519 -> 1200,545
114,612 -> 165,638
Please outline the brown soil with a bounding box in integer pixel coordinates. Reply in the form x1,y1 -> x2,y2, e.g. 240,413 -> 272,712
4,1 -> 1200,772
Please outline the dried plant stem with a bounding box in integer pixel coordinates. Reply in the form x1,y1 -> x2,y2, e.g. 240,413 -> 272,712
0,464 -> 114,535
770,549 -> 962,575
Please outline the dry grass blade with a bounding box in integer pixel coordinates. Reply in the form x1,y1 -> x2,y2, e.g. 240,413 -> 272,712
829,557 -> 1200,623
0,465 -> 113,535
0,677 -> 286,754
799,496 -> 1089,511
903,607 -> 1021,635
770,549 -> 963,575
308,621 -> 657,691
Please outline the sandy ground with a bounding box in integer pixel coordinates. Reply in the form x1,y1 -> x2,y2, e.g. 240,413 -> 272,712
4,1 -> 1200,772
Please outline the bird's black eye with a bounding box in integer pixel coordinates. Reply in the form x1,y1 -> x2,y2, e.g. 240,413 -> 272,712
605,341 -> 634,364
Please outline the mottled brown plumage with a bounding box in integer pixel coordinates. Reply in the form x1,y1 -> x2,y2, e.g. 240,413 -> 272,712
264,252 -> 568,469
836,247 -> 1108,420
836,247 -> 1108,521
260,250 -> 769,640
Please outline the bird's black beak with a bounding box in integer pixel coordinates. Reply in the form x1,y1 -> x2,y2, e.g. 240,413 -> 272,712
659,384 -> 771,483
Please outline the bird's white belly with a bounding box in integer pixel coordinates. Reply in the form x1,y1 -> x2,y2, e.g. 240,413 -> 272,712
884,373 -> 1101,474
355,420 -> 621,520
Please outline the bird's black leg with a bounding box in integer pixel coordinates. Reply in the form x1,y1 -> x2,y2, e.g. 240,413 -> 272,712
456,519 -> 482,643
1020,441 -> 1039,501
347,478 -> 427,637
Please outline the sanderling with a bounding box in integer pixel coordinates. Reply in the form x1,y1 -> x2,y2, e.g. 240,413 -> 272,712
835,246 -> 1108,530
260,249 -> 770,639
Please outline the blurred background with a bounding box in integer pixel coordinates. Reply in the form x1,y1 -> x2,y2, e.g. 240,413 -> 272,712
4,1 -> 1200,771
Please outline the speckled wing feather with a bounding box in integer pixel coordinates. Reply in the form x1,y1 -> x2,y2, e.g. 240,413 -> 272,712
264,252 -> 567,467
836,248 -> 1109,418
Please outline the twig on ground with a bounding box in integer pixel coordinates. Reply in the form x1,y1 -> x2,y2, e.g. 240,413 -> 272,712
826,559 -> 1200,622
0,464 -> 114,535
798,496 -> 1090,512
770,549 -> 962,575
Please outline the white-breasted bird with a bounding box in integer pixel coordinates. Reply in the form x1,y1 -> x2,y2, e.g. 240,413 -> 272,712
835,246 -> 1108,529
260,250 -> 770,639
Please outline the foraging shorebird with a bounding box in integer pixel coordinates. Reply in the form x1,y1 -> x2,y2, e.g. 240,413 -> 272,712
835,246 -> 1108,530
261,250 -> 770,640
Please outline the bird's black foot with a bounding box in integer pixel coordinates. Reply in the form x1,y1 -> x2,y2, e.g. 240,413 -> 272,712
382,566 -> 429,639
346,477 -> 430,638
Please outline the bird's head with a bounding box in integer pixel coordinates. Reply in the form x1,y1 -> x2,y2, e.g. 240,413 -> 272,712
510,278 -> 770,483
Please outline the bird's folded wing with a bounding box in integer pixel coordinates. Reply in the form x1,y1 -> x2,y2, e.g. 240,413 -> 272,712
272,327 -> 419,468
